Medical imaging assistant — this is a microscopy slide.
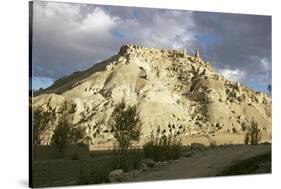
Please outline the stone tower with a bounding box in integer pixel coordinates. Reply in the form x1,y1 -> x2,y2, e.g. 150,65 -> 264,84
183,48 -> 187,56
195,49 -> 200,59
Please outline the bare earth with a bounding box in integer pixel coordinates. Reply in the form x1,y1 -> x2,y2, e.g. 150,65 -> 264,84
131,144 -> 271,182
34,44 -> 272,146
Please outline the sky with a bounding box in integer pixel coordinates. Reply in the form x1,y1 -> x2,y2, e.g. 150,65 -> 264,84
31,1 -> 272,92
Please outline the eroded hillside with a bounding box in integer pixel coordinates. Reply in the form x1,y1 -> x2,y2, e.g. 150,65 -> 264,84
33,44 -> 272,146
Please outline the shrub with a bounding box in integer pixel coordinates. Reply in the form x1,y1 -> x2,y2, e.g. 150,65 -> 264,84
51,116 -> 71,151
78,159 -> 113,184
51,116 -> 86,152
244,133 -> 250,145
88,167 -> 111,184
143,141 -> 154,158
79,150 -> 142,185
110,101 -> 141,151
70,152 -> 80,160
210,140 -> 217,148
244,119 -> 262,145
143,125 -> 182,161
112,148 -> 142,172
32,107 -> 56,145
51,102 -> 86,151
109,101 -> 142,171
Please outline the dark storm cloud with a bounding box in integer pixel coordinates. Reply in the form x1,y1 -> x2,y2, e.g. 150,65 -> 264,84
192,12 -> 271,89
32,1 -> 121,79
32,1 -> 196,80
32,1 -> 271,91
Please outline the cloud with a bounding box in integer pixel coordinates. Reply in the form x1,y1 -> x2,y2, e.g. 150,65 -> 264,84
31,1 -> 271,92
114,9 -> 196,49
260,57 -> 271,72
251,57 -> 272,85
32,1 -> 196,80
217,68 -> 246,82
32,2 -> 120,79
80,8 -> 118,31
192,12 -> 271,90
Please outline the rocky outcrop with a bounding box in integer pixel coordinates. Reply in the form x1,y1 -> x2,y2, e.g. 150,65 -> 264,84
108,169 -> 125,182
32,44 -> 272,146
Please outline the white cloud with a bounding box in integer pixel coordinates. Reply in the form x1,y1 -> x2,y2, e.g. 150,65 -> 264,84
32,1 -> 121,78
80,7 -> 118,32
33,2 -> 118,53
32,1 -> 197,80
260,57 -> 271,71
115,10 -> 195,49
31,1 -> 271,92
33,1 -> 195,54
217,68 -> 246,82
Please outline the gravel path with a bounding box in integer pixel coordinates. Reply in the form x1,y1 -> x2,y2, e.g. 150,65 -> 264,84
131,144 -> 271,182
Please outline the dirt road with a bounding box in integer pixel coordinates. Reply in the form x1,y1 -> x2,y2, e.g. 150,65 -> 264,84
131,144 -> 271,182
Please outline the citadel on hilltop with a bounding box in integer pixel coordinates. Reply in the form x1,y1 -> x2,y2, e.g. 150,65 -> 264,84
119,44 -> 201,60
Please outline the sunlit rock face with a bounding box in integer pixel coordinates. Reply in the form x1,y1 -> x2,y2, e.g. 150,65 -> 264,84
33,44 -> 272,146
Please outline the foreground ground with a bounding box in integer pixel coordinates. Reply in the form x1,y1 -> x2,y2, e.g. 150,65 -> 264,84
32,144 -> 271,187
130,144 -> 271,182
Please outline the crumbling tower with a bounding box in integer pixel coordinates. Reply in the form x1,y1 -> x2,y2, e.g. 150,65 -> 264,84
195,49 -> 200,59
183,48 -> 187,57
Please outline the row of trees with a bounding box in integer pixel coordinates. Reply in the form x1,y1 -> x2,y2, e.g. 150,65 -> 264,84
32,100 -> 141,152
32,102 -> 87,151
32,99 -> 182,163
33,100 -> 263,156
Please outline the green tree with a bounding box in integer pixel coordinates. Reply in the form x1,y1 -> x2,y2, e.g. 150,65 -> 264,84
51,118 -> 87,151
244,119 -> 262,145
51,102 -> 86,151
110,101 -> 141,151
32,106 -> 56,145
51,116 -> 71,151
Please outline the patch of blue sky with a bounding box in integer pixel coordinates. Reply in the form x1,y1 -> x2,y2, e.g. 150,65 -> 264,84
111,30 -> 125,39
245,80 -> 270,93
197,34 -> 222,46
31,77 -> 53,90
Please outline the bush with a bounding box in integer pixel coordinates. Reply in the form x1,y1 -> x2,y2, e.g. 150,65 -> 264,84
244,133 -> 250,145
143,141 -> 154,158
109,101 -> 142,171
78,149 -> 142,185
244,119 -> 262,145
210,140 -> 217,148
78,159 -> 113,184
51,102 -> 87,152
112,148 -> 142,172
51,117 -> 71,151
110,101 -> 141,151
32,107 -> 56,145
51,116 -> 86,152
70,152 -> 80,160
88,167 -> 111,184
143,125 -> 182,161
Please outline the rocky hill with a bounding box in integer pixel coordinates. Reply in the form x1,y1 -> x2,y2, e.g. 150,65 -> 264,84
32,44 -> 272,146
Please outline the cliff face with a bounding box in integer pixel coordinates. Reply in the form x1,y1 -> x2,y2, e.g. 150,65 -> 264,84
33,44 -> 272,146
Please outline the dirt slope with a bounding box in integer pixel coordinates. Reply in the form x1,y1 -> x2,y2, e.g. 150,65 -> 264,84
32,44 -> 272,146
